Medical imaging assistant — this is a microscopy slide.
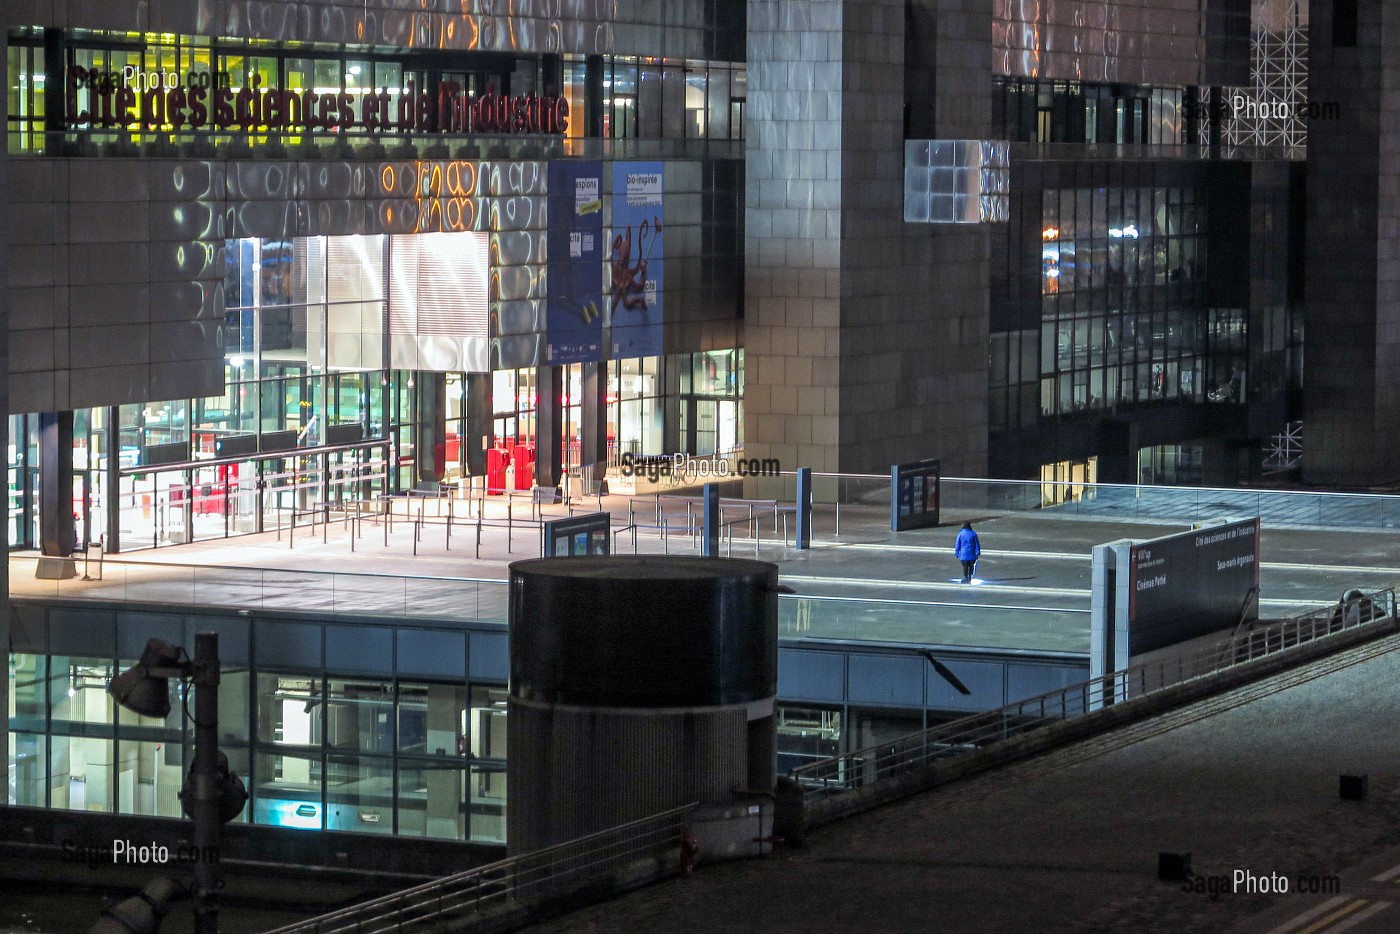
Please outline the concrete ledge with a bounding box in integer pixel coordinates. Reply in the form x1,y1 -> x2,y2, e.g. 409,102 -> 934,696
33,557 -> 77,580
807,615 -> 1400,828
691,800 -> 775,863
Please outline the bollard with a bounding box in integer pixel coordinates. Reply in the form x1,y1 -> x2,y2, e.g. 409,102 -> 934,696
1157,851 -> 1192,881
702,484 -> 721,557
1340,774 -> 1369,800
796,467 -> 813,550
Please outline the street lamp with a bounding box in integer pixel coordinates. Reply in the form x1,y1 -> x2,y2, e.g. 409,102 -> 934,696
102,633 -> 247,934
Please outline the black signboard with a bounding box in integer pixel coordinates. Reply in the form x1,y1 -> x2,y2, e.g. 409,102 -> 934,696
543,513 -> 611,558
1128,517 -> 1260,655
325,422 -> 365,445
260,429 -> 299,452
891,458 -> 941,532
215,433 -> 258,458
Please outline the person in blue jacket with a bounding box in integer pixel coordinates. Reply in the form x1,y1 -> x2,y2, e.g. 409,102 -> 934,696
954,522 -> 981,583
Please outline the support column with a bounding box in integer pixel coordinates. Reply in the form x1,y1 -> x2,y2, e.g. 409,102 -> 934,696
534,366 -> 564,489
1303,0 -> 1400,484
746,0 -> 991,475
542,54 -> 564,100
663,356 -> 682,454
43,28 -> 64,149
415,373 -> 447,488
584,56 -> 605,138
465,372 -> 492,477
425,686 -> 463,836
580,362 -> 607,475
39,411 -> 75,556
1,18 -> 11,800
106,406 -> 121,553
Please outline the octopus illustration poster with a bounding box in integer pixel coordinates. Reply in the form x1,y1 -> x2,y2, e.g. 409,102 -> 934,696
546,160 -> 604,364
609,162 -> 665,358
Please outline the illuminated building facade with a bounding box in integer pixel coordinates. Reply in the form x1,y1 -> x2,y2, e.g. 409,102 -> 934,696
5,0 -> 1393,846
4,10 -> 747,553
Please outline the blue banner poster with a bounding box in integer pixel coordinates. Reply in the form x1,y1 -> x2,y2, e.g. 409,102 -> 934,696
609,162 -> 664,359
546,161 -> 604,364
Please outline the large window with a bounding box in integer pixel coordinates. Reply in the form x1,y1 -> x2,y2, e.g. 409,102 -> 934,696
995,78 -> 1184,147
600,56 -> 745,141
609,357 -> 665,459
677,349 -> 744,456
1034,185 -> 1208,418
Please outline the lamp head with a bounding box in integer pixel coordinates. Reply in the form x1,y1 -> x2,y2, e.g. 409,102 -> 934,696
180,751 -> 251,823
109,638 -> 183,718
86,876 -> 187,934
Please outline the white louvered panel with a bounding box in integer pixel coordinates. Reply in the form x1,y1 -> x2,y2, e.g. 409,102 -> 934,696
414,232 -> 489,338
386,232 -> 489,340
388,235 -> 419,337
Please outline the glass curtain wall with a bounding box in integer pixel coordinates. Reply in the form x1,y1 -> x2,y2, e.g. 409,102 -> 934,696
995,78 -> 1184,146
608,356 -> 665,462
111,234 -> 391,550
1038,185 -> 1207,418
597,56 -> 746,141
677,349 -> 744,456
8,651 -> 505,843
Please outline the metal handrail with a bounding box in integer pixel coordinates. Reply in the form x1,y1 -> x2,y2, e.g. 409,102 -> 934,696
760,469 -> 1400,508
261,803 -> 695,934
790,588 -> 1397,800
7,552 -> 508,588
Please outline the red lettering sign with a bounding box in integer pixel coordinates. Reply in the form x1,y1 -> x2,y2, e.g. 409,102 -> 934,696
63,67 -> 570,140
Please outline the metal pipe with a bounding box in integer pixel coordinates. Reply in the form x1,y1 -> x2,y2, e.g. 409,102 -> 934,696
191,632 -> 221,934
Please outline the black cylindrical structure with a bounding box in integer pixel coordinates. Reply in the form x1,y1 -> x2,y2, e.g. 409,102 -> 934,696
509,556 -> 778,707
507,556 -> 779,854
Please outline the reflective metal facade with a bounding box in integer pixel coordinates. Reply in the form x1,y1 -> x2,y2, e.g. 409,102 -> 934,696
8,148 -> 740,410
904,140 -> 1011,225
8,158 -> 228,413
5,0 -> 743,60
992,0 -> 1250,88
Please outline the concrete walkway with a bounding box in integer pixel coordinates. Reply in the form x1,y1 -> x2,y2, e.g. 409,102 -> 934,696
523,632 -> 1400,934
17,497 -> 1400,655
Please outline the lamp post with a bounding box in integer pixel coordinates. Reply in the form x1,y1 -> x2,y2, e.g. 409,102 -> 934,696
105,633 -> 245,934
188,631 -> 222,934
